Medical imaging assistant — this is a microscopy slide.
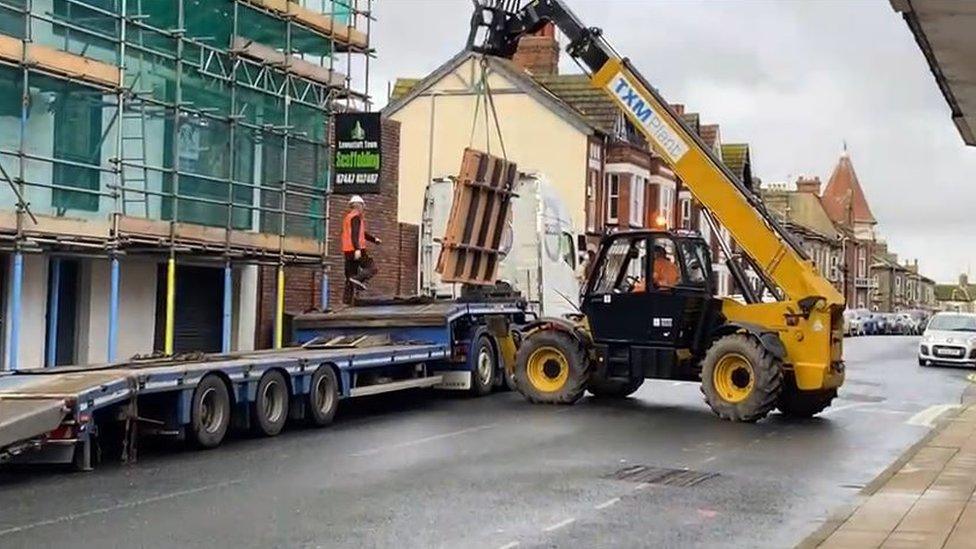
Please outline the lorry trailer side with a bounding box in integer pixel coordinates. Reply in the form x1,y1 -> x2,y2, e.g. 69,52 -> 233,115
0,300 -> 525,470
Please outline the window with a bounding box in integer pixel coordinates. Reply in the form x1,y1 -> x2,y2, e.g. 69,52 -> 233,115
895,276 -> 902,293
591,237 -> 645,294
629,176 -> 645,227
678,239 -> 711,289
586,170 -> 598,232
680,198 -> 691,229
606,173 -> 619,223
857,247 -> 867,277
658,186 -> 674,228
830,255 -> 840,281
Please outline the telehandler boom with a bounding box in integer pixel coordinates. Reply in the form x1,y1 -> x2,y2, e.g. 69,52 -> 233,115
468,0 -> 845,421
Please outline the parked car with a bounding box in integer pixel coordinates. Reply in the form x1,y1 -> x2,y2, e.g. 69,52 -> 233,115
918,312 -> 976,367
843,310 -> 860,336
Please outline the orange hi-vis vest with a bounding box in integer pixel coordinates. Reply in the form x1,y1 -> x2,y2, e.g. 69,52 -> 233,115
341,209 -> 366,253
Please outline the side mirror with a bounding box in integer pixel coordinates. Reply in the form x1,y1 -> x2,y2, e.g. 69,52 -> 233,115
577,234 -> 587,253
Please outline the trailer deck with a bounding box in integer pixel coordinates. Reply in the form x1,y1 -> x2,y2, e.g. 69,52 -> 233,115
0,298 -> 525,470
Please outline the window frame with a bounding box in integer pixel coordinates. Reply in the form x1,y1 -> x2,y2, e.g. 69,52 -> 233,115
606,172 -> 619,224
629,175 -> 644,227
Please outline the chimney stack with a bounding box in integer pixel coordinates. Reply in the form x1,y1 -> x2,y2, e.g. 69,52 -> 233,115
796,175 -> 822,195
512,22 -> 559,75
961,273 -> 969,287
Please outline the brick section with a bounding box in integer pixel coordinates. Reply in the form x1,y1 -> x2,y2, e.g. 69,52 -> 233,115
255,118 -> 406,348
512,22 -> 559,76
396,222 -> 419,295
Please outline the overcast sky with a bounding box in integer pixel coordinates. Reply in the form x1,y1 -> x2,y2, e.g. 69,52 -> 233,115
369,0 -> 976,283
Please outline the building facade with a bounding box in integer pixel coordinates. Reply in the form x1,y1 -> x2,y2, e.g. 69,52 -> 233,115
0,1 -> 374,369
760,176 -> 844,294
935,275 -> 976,313
820,151 -> 877,309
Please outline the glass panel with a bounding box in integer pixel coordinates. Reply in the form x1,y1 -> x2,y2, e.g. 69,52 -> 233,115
238,5 -> 286,52
124,47 -> 178,104
25,73 -> 115,214
184,0 -> 233,47
259,132 -> 284,234
129,0 -> 177,30
182,67 -> 231,117
0,64 -> 23,212
284,139 -> 326,238
290,102 -> 326,144
0,5 -> 26,38
32,5 -> 119,65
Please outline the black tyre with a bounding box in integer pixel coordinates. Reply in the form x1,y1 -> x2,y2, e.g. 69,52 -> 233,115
307,365 -> 339,427
777,385 -> 836,418
470,335 -> 497,397
700,333 -> 782,422
588,369 -> 644,399
513,330 -> 589,404
190,374 -> 231,449
252,370 -> 289,437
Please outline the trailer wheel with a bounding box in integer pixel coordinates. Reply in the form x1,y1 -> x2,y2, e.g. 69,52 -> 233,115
252,370 -> 290,437
190,375 -> 231,449
514,330 -> 589,404
308,365 -> 339,427
700,334 -> 782,422
471,335 -> 497,397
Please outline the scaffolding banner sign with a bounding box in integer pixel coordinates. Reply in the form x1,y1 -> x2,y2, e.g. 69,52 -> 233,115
333,113 -> 382,194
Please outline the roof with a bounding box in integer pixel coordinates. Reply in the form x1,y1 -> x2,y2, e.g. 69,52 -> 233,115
390,78 -> 420,102
381,50 -> 597,136
721,143 -> 751,182
820,152 -> 877,226
681,112 -> 701,136
891,0 -> 976,146
700,124 -> 720,150
761,189 -> 841,241
531,73 -> 620,134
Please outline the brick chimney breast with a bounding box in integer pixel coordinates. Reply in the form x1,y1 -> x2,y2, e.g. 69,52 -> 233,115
512,22 -> 559,75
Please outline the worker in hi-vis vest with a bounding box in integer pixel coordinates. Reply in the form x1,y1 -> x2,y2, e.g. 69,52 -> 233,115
340,195 -> 381,304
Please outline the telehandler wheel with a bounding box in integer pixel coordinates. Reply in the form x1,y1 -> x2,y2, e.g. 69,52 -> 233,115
514,330 -> 589,404
700,334 -> 782,422
587,371 -> 644,399
777,386 -> 837,418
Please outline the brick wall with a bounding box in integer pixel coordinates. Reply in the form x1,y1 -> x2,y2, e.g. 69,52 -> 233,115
255,118 -> 410,348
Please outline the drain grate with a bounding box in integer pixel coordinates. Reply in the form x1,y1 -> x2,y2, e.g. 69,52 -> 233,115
606,465 -> 718,487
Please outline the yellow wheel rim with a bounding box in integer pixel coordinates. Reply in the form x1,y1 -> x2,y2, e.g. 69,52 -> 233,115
526,346 -> 569,393
712,353 -> 754,404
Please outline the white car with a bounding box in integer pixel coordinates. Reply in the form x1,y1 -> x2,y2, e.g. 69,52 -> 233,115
918,312 -> 976,367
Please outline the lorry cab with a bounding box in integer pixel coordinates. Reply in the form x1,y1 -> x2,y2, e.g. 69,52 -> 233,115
421,173 -> 581,317
582,230 -> 722,382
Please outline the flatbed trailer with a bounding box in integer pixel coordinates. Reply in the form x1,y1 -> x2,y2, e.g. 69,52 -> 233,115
0,299 -> 526,470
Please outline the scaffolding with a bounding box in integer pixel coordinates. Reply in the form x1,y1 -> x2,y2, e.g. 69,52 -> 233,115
0,0 -> 373,366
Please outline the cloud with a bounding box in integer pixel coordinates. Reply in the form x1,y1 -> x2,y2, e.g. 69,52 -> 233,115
371,0 -> 976,282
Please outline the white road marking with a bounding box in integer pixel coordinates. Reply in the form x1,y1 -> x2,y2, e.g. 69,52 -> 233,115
0,479 -> 244,537
350,423 -> 497,457
498,542 -> 520,549
701,455 -> 717,464
594,497 -> 620,510
906,404 -> 960,427
633,482 -> 650,491
543,518 -> 576,532
820,402 -> 873,416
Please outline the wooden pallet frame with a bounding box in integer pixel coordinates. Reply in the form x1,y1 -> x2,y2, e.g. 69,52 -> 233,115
436,148 -> 517,285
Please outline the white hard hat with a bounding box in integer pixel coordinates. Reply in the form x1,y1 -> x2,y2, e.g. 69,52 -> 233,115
348,195 -> 365,205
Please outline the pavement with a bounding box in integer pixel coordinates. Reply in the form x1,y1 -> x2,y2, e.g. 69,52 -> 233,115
803,381 -> 976,549
0,336 -> 972,548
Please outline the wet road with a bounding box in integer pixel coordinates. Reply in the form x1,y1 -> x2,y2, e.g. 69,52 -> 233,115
0,336 -> 971,548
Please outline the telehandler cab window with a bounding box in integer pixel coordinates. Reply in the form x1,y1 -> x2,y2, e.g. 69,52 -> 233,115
678,239 -> 713,290
591,237 -> 646,294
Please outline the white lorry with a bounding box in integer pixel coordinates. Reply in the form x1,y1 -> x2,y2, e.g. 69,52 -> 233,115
419,173 -> 583,318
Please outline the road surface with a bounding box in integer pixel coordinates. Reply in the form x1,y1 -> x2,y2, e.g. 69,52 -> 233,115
0,336 -> 971,548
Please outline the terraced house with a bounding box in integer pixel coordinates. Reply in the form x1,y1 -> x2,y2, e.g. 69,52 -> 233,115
386,23 -> 755,297
0,0 -> 376,369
